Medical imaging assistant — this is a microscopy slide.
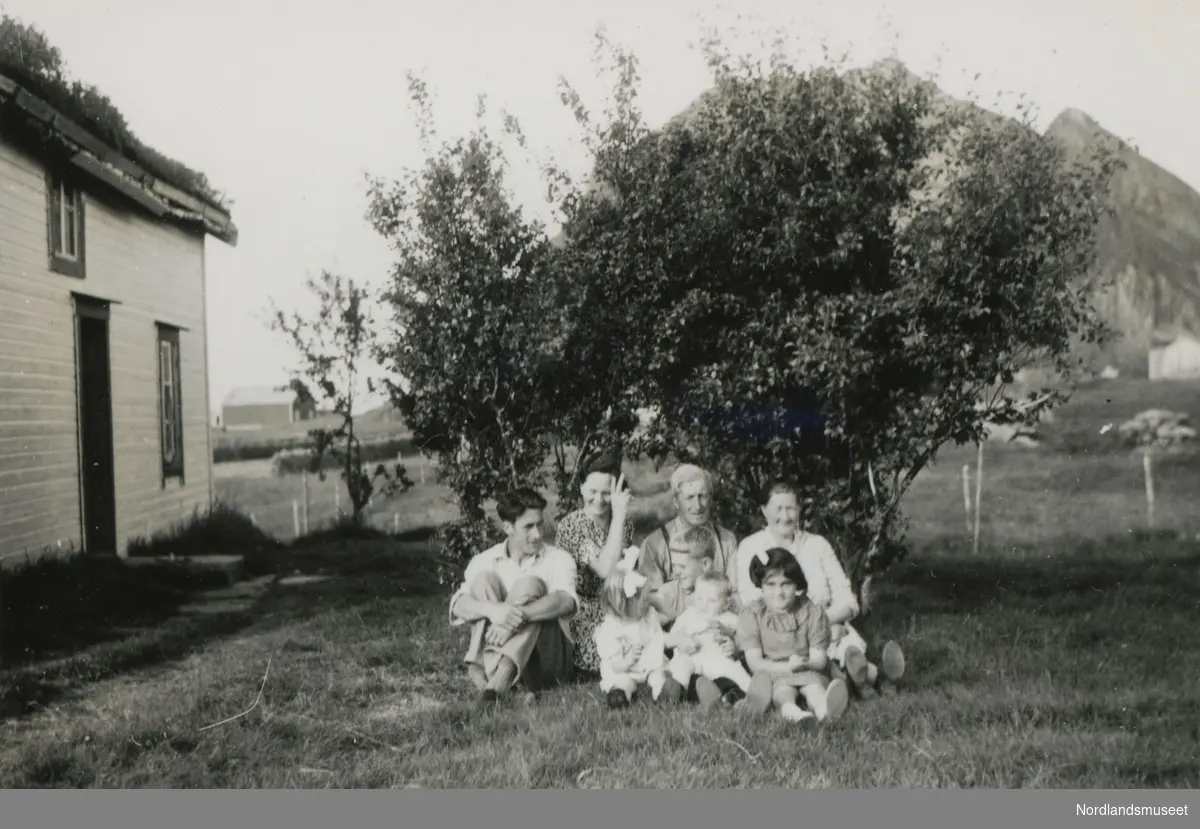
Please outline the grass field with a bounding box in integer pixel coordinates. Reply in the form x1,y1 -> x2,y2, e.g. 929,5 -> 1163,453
1,379 -> 1198,787
0,533 -> 1196,787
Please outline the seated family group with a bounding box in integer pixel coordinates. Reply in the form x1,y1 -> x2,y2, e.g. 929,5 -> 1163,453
448,459 -> 907,724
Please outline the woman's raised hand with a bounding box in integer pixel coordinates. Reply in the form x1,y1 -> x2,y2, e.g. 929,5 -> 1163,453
610,472 -> 633,515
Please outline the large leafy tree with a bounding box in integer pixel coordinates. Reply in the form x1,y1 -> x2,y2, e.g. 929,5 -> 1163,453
368,33 -> 1120,600
553,39 -> 1120,604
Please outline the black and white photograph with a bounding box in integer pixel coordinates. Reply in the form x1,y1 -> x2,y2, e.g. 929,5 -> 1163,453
0,0 -> 1197,795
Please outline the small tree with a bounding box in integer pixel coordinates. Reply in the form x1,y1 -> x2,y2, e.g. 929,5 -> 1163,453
367,80 -> 563,575
541,32 -> 660,511
270,271 -> 412,525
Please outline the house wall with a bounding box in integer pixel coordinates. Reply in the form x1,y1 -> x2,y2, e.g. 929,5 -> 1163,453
222,402 -> 294,429
0,132 -> 212,563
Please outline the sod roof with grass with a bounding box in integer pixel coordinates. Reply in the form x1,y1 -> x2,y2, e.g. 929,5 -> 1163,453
0,14 -> 237,244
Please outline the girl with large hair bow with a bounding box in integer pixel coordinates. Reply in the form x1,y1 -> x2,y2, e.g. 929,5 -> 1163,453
591,545 -> 688,709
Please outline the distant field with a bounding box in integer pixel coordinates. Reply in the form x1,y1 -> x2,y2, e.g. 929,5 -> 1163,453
212,416 -> 408,449
213,378 -> 1200,547
211,407 -> 412,463
1037,376 -> 1200,454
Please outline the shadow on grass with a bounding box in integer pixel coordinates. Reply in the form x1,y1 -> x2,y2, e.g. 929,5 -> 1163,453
0,610 -> 257,722
1,555 -> 234,666
891,535 -> 1200,615
0,517 -> 448,724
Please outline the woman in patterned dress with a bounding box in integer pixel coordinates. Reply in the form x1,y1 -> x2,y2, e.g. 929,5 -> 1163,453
554,455 -> 635,677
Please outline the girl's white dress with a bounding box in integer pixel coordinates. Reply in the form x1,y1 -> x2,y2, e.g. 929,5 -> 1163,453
592,608 -> 669,694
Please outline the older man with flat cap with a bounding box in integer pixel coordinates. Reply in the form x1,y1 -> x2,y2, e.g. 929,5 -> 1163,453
636,464 -> 740,625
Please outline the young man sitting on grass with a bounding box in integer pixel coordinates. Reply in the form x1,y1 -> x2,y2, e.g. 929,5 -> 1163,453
449,488 -> 579,708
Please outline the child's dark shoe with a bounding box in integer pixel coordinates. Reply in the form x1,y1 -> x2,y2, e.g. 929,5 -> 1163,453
606,688 -> 630,710
658,677 -> 686,704
721,687 -> 746,707
696,677 -> 724,712
476,688 -> 499,710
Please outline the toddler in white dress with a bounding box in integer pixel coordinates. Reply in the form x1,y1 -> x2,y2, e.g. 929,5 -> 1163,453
593,546 -> 687,708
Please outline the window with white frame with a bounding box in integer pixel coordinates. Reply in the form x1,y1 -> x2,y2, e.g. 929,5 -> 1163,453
47,172 -> 85,278
157,324 -> 185,483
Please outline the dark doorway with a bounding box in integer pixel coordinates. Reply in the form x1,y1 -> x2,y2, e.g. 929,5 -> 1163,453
75,297 -> 118,555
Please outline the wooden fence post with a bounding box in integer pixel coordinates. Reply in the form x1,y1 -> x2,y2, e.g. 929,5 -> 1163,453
1143,448 -> 1156,529
972,441 -> 985,556
302,470 -> 310,535
961,464 -> 972,534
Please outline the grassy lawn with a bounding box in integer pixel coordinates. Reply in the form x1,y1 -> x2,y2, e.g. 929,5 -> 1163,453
0,534 -> 1196,788
1,379 -> 1198,787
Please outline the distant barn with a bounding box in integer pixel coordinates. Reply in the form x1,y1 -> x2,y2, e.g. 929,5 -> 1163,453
221,386 -> 316,430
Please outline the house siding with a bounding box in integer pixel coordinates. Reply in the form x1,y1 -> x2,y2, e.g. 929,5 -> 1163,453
0,132 -> 213,563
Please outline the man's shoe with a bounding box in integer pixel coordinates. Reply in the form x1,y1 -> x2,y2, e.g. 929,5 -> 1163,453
476,688 -> 499,710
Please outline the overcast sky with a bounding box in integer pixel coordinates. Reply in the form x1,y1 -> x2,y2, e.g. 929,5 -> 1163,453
4,0 -> 1197,416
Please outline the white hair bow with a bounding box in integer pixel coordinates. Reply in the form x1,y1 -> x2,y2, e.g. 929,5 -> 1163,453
616,545 -> 647,598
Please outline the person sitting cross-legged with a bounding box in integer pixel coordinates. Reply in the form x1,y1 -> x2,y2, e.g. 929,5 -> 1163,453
448,488 -> 579,708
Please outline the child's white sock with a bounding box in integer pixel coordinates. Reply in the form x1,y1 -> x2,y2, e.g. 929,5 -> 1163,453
780,703 -> 814,723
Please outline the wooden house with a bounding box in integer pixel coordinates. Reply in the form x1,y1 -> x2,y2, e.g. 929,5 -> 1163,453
0,72 -> 237,563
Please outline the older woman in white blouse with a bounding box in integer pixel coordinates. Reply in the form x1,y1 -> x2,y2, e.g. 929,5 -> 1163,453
734,482 -> 905,697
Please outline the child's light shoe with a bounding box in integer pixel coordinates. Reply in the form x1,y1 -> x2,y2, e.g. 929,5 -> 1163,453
844,646 -> 870,687
881,641 -> 906,682
822,678 -> 849,722
780,703 -> 816,725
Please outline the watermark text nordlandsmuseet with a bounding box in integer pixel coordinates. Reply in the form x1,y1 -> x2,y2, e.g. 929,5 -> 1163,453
1077,803 -> 1189,817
